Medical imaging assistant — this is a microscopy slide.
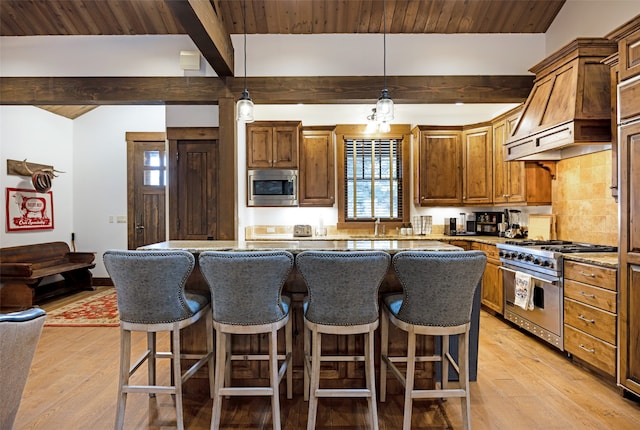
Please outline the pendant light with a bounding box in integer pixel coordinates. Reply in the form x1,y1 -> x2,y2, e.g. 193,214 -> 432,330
376,0 -> 393,122
236,0 -> 254,122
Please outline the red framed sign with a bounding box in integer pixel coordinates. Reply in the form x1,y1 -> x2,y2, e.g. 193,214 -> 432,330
6,188 -> 54,232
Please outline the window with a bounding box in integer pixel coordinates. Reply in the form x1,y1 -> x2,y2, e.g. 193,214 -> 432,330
143,150 -> 167,186
343,137 -> 403,221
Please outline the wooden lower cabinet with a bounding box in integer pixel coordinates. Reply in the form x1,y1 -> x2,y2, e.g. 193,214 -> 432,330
471,242 -> 503,315
563,260 -> 617,377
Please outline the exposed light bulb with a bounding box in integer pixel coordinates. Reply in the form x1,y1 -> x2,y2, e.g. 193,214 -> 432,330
237,89 -> 254,122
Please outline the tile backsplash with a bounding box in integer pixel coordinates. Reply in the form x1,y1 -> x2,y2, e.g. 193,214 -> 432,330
552,150 -> 618,246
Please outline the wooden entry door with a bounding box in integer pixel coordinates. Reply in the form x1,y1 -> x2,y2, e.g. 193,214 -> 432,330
170,140 -> 218,240
126,132 -> 167,250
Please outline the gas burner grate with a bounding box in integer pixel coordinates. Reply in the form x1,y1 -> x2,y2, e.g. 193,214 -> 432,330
504,240 -> 572,246
540,244 -> 618,253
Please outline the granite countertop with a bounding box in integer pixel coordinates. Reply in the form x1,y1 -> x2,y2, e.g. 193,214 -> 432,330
138,240 -> 464,253
562,252 -> 618,269
247,233 -> 510,245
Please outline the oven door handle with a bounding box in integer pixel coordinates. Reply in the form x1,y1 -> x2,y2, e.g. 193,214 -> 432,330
498,265 -> 558,285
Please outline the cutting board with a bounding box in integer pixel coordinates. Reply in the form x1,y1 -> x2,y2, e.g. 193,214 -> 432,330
528,214 -> 556,240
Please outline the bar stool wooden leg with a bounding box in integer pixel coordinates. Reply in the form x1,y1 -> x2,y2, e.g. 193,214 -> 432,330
303,324 -> 310,401
211,330 -> 227,430
115,329 -> 131,430
307,329 -> 321,430
460,332 -> 471,430
269,328 -> 282,430
205,314 -> 215,398
403,329 -> 417,430
365,329 -> 379,430
147,332 -> 156,396
380,308 -> 389,402
442,334 -> 450,391
285,316 -> 293,399
172,324 -> 185,430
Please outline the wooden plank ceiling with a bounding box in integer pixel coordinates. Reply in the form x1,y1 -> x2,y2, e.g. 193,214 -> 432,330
0,0 -> 566,118
1,0 -> 566,36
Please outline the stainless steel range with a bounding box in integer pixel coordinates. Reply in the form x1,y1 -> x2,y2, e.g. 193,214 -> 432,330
496,240 -> 617,351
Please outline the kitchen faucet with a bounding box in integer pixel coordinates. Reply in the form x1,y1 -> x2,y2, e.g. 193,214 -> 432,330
374,218 -> 380,237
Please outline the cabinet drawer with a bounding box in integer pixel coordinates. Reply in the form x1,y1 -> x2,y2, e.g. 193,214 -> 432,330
473,242 -> 499,260
564,298 -> 616,344
564,261 -> 616,291
564,279 -> 616,313
564,325 -> 616,376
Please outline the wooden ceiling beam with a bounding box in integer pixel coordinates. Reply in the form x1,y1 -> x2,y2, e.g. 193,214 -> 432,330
163,0 -> 235,77
0,76 -> 533,105
227,75 -> 534,104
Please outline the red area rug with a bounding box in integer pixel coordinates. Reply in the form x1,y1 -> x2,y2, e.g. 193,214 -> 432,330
45,288 -> 119,327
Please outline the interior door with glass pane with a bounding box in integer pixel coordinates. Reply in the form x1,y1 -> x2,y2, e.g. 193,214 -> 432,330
127,137 -> 166,250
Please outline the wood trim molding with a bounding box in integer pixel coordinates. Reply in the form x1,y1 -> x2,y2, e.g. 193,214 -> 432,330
1,75 -> 533,105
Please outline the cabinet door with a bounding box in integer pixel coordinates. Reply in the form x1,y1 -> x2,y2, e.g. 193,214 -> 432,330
619,120 -> 640,395
493,114 -> 527,204
273,126 -> 299,168
247,125 -> 274,168
482,260 -> 503,314
462,125 -> 492,205
416,130 -> 462,206
299,129 -> 335,206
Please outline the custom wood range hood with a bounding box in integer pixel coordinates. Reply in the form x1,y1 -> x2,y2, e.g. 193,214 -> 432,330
506,38 -> 618,161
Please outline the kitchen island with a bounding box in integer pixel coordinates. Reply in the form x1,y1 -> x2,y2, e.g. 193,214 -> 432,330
139,240 -> 478,396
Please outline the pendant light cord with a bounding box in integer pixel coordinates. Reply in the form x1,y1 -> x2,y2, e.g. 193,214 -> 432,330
243,0 -> 247,91
383,0 -> 387,90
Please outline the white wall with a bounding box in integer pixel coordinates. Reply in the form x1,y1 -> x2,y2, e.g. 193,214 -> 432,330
73,106 -> 165,277
545,0 -> 640,54
0,107 -> 74,247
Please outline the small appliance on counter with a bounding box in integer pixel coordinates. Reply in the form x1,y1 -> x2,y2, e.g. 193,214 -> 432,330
443,217 -> 457,235
473,211 -> 505,236
293,224 -> 313,237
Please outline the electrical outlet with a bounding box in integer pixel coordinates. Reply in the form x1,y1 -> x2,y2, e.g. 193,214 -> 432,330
109,216 -> 114,223
267,227 -> 276,233
116,216 -> 127,223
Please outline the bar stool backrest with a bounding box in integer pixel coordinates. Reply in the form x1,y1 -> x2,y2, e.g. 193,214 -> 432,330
199,251 -> 294,325
296,250 -> 391,326
103,250 -> 197,324
391,251 -> 486,327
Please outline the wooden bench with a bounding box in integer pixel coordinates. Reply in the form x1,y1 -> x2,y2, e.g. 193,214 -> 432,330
0,241 -> 96,309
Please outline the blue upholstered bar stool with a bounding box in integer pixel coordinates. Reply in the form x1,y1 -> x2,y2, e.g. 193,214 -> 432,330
198,251 -> 294,430
103,250 -> 214,430
296,250 -> 391,430
0,307 -> 46,430
379,251 -> 486,430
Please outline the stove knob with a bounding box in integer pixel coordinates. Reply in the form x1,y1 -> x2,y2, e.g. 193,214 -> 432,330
517,253 -> 525,260
524,255 -> 533,262
510,252 -> 518,259
541,260 -> 550,267
533,258 -> 541,265
499,250 -> 507,258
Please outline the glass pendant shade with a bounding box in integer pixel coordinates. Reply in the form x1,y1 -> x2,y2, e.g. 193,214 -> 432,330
237,89 -> 254,122
376,89 -> 394,122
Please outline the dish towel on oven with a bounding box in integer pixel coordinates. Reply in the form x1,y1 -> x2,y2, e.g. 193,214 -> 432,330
514,271 -> 534,310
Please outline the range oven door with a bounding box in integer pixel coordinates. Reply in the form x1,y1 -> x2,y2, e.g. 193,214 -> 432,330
501,264 -> 564,350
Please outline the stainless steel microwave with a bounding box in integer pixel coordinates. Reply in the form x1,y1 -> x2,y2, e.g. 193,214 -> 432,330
247,169 -> 298,207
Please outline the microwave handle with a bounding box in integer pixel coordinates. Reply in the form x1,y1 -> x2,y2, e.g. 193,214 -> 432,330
498,265 -> 558,285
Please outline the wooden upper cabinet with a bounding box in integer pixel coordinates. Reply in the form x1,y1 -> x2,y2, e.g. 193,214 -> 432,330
413,126 -> 462,206
299,127 -> 335,207
492,106 -> 552,205
246,121 -> 301,168
608,16 -> 640,82
462,123 -> 492,205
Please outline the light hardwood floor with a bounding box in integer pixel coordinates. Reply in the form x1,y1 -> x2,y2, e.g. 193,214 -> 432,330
12,288 -> 640,429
